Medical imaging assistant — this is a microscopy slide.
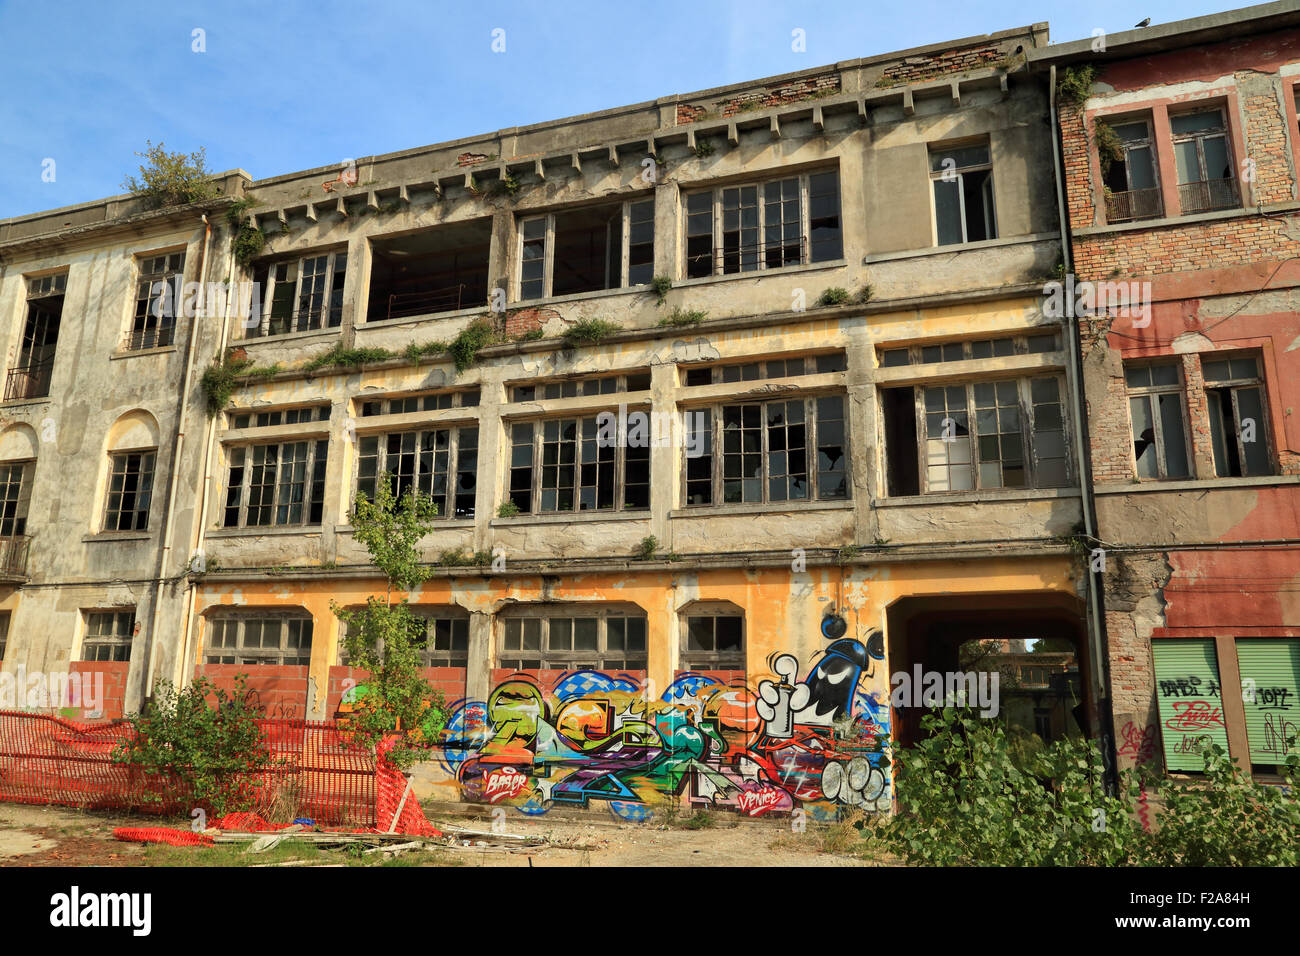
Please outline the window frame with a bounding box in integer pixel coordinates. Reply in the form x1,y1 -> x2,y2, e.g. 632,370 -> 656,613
205,612 -> 314,666
103,449 -> 156,532
0,460 -> 34,536
497,605 -> 648,670
128,252 -> 186,351
911,375 -> 1072,495
355,424 -> 479,519
680,391 -> 850,507
516,197 -> 655,301
506,410 -> 651,515
82,609 -> 135,662
680,605 -> 745,670
1202,354 -> 1274,478
1169,106 -> 1239,214
1100,116 -> 1163,223
341,606 -> 469,667
220,439 -> 329,529
1124,362 -> 1193,481
681,168 -> 842,279
929,141 -> 998,246
248,249 -> 348,338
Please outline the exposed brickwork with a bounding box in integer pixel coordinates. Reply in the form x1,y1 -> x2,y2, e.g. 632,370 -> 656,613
1239,71 -> 1295,205
878,45 -> 1002,85
503,306 -> 557,338
199,664 -> 311,720
1058,103 -> 1097,231
456,152 -> 489,167
1103,553 -> 1170,772
327,665 -> 467,716
676,75 -> 840,124
676,103 -> 706,125
67,661 -> 129,720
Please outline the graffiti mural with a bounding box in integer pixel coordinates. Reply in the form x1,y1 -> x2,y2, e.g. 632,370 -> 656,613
429,632 -> 891,820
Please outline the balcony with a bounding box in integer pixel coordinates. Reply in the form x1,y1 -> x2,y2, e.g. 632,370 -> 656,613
0,535 -> 31,580
122,325 -> 176,351
3,362 -> 52,402
1104,187 -> 1163,224
382,285 -> 465,321
1178,178 -> 1239,215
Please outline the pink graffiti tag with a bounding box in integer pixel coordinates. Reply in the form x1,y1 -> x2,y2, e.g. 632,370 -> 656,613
483,766 -> 528,803
1116,721 -> 1158,765
736,784 -> 793,817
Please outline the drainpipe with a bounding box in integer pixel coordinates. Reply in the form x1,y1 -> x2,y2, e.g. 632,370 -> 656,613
144,213 -> 211,703
175,217 -> 238,688
1049,65 -> 1116,780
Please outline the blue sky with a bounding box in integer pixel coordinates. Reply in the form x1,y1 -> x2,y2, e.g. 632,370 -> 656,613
0,0 -> 1232,219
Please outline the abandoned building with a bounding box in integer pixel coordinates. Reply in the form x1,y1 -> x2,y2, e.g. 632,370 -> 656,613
0,1 -> 1294,820
1032,0 -> 1300,782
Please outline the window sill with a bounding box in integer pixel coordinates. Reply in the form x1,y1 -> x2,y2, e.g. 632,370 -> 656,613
83,531 -> 154,543
1095,474 -> 1300,495
513,282 -> 654,309
335,520 -> 477,533
491,510 -> 650,527
875,488 -> 1080,508
864,232 -> 1058,264
672,258 -> 847,291
110,345 -> 177,360
206,526 -> 325,538
0,396 -> 52,409
1072,202 -> 1298,238
357,306 -> 483,332
670,499 -> 852,519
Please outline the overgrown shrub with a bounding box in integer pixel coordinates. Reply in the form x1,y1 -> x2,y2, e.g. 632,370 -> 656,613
817,287 -> 851,307
657,307 -> 707,327
563,318 -> 622,345
448,320 -> 499,373
1057,65 -> 1097,109
122,140 -> 218,208
303,343 -> 395,372
112,675 -> 272,816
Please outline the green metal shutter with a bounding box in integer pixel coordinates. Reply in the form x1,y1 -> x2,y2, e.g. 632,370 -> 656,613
1236,638 -> 1300,768
1151,639 -> 1231,771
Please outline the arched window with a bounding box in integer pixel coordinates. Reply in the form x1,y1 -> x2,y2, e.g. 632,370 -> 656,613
206,610 -> 313,666
498,604 -> 647,670
680,601 -> 745,670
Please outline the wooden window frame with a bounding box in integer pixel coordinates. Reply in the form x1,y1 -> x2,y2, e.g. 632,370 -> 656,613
248,249 -> 347,338
680,605 -> 745,670
103,450 -> 156,532
507,410 -> 651,515
516,197 -> 655,301
83,609 -> 135,662
497,605 -> 648,670
221,439 -> 329,529
929,141 -> 997,246
0,460 -> 34,536
1201,354 -> 1274,478
354,425 -> 479,519
205,612 -> 314,666
1124,362 -> 1193,481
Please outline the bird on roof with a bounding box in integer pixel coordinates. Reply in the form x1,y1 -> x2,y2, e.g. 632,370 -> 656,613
1134,17 -> 1151,27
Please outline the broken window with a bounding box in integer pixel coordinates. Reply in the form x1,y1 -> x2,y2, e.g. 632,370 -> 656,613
128,252 -> 185,350
683,169 -> 841,278
0,461 -> 33,536
357,389 -> 479,417
368,220 -> 490,321
1125,363 -> 1191,479
1171,108 -> 1238,214
509,371 -> 651,402
1202,354 -> 1272,478
229,404 -> 332,429
222,440 -> 328,528
885,377 -> 1070,494
104,451 -> 155,531
356,426 -> 478,519
507,415 -> 650,514
681,610 -> 744,670
877,333 -> 1060,369
8,273 -> 65,401
83,610 -> 135,662
930,142 -> 997,246
1101,118 -> 1162,223
680,352 -> 846,386
206,615 -> 313,666
683,394 -> 848,506
249,250 -> 346,337
517,198 -> 655,300
499,608 -> 647,670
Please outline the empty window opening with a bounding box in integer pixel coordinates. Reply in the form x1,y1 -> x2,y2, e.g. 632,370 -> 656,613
1101,119 -> 1162,223
9,274 -> 65,401
930,143 -> 997,246
368,220 -> 491,321
1202,355 -> 1272,478
519,199 -> 654,301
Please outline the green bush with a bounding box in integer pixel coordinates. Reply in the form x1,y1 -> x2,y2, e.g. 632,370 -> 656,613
817,287 -> 851,307
1057,65 -> 1097,108
112,675 -> 273,816
563,318 -> 622,346
448,320 -> 499,373
122,140 -> 218,208
657,307 -> 707,328
651,276 -> 673,304
497,500 -> 521,518
880,707 -> 1138,866
302,343 -> 395,372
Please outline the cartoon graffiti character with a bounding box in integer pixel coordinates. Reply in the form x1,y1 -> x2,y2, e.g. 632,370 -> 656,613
756,654 -> 800,738
791,638 -> 868,728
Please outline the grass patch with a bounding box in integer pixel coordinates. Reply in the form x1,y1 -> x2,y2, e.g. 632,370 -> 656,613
657,307 -> 707,328
563,318 -> 622,346
302,343 -> 396,372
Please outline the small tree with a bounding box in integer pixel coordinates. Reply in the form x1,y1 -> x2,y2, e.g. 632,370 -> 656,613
122,140 -> 218,208
333,474 -> 448,769
112,675 -> 272,816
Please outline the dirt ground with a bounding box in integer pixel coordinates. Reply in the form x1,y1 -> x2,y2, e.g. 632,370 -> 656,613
0,802 -> 884,867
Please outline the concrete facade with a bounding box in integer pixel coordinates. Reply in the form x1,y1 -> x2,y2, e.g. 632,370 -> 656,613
0,17 -> 1142,820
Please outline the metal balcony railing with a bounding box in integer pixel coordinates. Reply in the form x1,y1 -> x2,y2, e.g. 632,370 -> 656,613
4,362 -> 52,402
1104,187 -> 1163,224
251,304 -> 344,338
686,236 -> 810,278
122,325 -> 176,351
383,285 -> 466,321
1178,178 -> 1239,215
0,535 -> 31,578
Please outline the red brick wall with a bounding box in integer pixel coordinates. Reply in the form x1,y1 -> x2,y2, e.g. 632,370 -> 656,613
198,664 -> 311,720
326,665 -> 467,717
67,661 -> 129,720
879,46 -> 1001,85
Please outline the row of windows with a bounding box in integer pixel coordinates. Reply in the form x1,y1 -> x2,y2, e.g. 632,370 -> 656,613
0,610 -> 136,664
202,607 -> 745,671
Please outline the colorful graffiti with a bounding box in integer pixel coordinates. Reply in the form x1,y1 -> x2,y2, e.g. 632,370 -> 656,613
431,634 -> 891,820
